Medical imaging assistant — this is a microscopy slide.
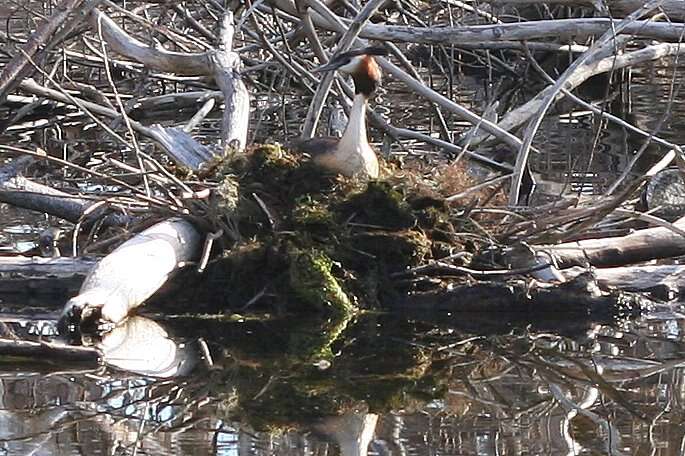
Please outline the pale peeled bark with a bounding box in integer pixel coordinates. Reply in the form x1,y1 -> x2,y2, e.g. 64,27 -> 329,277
90,9 -> 213,76
62,218 -> 201,324
271,0 -> 685,44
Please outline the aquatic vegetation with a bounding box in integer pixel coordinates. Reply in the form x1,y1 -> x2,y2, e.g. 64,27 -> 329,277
175,144 -> 467,316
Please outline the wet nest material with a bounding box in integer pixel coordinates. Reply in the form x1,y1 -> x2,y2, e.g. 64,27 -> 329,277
164,144 -> 649,318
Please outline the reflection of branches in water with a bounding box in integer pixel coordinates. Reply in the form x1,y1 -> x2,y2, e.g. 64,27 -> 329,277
3,314 -> 685,453
0,367 -> 227,455
415,322 -> 685,454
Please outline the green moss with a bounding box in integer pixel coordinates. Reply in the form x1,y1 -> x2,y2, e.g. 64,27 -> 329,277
288,246 -> 355,316
173,144 -> 472,315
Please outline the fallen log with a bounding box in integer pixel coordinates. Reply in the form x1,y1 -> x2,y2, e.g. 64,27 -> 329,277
0,338 -> 100,365
61,218 -> 202,327
389,274 -> 649,316
0,256 -> 95,298
56,9 -> 248,331
90,9 -> 214,76
543,216 -> 685,268
271,0 -> 685,44
561,265 -> 685,300
484,0 -> 685,21
0,256 -> 95,276
0,154 -> 134,226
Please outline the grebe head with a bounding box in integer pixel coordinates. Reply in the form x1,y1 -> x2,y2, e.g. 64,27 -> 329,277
314,46 -> 387,96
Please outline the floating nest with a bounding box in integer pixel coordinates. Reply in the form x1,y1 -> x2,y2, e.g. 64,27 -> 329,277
166,144 -> 487,315
161,144 -> 648,319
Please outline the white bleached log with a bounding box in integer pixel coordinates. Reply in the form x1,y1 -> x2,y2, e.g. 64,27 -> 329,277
62,218 -> 201,325
90,9 -> 213,75
58,10 -> 249,327
212,11 -> 249,150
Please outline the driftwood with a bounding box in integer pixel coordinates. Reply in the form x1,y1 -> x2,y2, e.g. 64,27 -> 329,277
0,256 -> 95,297
56,9 -> 248,328
0,155 -> 133,225
0,6 -> 251,330
271,0 -> 685,44
544,216 -> 685,268
484,0 -> 685,20
562,265 -> 685,300
0,156 -> 89,222
0,338 -> 99,364
0,0 -> 683,329
481,42 -> 685,150
91,7 -> 249,151
0,256 -> 95,276
61,218 -> 202,326
506,0 -> 664,203
89,9 -> 214,76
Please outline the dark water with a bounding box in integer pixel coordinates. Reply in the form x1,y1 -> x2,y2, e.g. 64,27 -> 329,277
1,308 -> 685,455
2,17 -> 685,455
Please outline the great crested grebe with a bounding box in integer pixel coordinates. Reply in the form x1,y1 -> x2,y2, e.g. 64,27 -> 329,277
294,47 -> 387,179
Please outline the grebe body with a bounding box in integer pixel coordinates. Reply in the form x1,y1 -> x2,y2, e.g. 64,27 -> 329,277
294,47 -> 386,179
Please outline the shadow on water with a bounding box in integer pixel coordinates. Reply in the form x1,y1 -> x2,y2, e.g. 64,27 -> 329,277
0,305 -> 683,455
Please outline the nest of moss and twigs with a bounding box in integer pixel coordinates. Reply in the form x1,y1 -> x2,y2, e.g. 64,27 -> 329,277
161,144 -> 649,318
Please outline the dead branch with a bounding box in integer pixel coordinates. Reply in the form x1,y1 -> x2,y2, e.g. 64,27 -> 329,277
543,216 -> 685,268
91,7 -> 250,150
270,0 -> 685,44
0,338 -> 100,364
0,0 -> 90,104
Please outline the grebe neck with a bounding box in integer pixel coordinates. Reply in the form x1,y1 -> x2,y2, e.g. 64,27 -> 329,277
339,93 -> 368,152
